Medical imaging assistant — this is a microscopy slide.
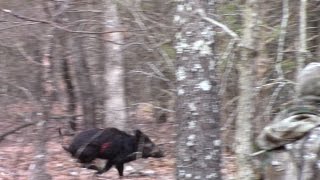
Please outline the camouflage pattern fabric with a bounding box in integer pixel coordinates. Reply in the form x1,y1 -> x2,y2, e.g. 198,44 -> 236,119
256,105 -> 320,150
261,126 -> 320,180
257,62 -> 320,151
256,62 -> 320,180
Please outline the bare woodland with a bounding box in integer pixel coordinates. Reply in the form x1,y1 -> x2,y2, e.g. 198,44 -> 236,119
0,0 -> 319,180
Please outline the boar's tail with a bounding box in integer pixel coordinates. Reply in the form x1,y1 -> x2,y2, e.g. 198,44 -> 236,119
58,128 -> 71,152
62,145 -> 70,152
58,128 -> 64,137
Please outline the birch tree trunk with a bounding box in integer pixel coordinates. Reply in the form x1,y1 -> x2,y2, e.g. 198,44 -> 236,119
103,0 -> 127,129
235,0 -> 258,179
175,1 -> 221,179
297,0 -> 308,73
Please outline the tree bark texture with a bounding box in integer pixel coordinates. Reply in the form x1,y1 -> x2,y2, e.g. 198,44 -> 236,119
175,1 -> 221,179
235,0 -> 259,179
28,27 -> 54,180
56,30 -> 77,130
73,34 -> 97,129
104,0 -> 127,129
68,10 -> 98,129
297,0 -> 308,73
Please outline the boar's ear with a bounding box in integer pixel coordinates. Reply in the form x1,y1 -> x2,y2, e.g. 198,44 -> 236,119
134,129 -> 143,139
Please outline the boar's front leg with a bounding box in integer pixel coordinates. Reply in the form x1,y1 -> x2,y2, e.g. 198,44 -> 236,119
96,160 -> 114,175
115,163 -> 124,176
118,152 -> 141,163
113,153 -> 140,176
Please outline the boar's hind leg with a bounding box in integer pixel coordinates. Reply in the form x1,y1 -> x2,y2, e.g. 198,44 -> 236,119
77,146 -> 99,163
115,163 -> 124,176
83,164 -> 100,171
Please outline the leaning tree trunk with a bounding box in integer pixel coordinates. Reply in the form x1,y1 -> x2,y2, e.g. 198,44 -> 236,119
235,0 -> 259,180
103,0 -> 127,129
174,1 -> 221,179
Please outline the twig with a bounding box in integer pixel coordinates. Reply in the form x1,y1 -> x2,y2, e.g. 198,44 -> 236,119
0,80 -> 37,104
130,102 -> 175,113
0,122 -> 35,142
1,8 -> 145,35
250,150 -> 267,157
255,82 -> 287,123
15,43 -> 43,66
147,62 -> 167,79
128,70 -> 170,82
0,22 -> 39,32
2,9 -> 49,23
196,9 -> 239,40
197,8 -> 240,97
118,1 -> 175,72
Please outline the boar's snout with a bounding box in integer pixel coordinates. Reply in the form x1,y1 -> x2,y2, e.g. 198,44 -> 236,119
152,150 -> 164,158
150,147 -> 164,158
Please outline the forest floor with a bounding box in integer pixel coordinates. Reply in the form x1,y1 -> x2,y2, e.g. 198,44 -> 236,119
0,103 -> 235,180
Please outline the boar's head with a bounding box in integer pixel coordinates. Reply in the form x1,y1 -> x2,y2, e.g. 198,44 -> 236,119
134,129 -> 164,158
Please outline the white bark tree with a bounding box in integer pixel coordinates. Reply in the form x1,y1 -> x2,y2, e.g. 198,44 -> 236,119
175,1 -> 221,179
235,0 -> 258,179
104,0 -> 127,129
297,0 -> 308,72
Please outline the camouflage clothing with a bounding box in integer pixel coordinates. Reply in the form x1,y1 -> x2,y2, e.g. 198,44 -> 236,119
297,62 -> 320,97
257,104 -> 320,150
256,63 -> 320,180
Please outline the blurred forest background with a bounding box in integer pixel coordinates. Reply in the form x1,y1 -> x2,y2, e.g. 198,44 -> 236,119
0,0 -> 319,179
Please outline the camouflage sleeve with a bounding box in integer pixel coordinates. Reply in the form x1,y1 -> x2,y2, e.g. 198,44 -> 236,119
256,110 -> 320,150
261,126 -> 320,180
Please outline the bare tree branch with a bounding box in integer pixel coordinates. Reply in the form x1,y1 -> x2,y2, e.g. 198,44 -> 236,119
275,0 -> 289,80
1,8 -> 145,35
0,80 -> 37,104
119,0 -> 175,72
15,43 -> 43,66
196,9 -> 240,40
0,122 -> 35,142
128,70 -> 170,81
0,22 -> 39,31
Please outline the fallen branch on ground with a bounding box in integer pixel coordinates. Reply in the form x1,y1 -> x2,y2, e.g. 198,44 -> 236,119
0,122 -> 35,142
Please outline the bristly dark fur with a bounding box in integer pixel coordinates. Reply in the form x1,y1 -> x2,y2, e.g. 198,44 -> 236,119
60,127 -> 164,176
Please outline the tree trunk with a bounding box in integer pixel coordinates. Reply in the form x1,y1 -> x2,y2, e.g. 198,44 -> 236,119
103,0 -> 127,129
67,8 -> 98,129
73,32 -> 97,129
297,0 -> 308,73
58,31 -> 77,130
235,0 -> 259,179
28,27 -> 54,180
175,1 -> 221,179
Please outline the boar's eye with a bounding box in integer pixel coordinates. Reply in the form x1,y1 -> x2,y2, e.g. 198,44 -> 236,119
144,143 -> 154,148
